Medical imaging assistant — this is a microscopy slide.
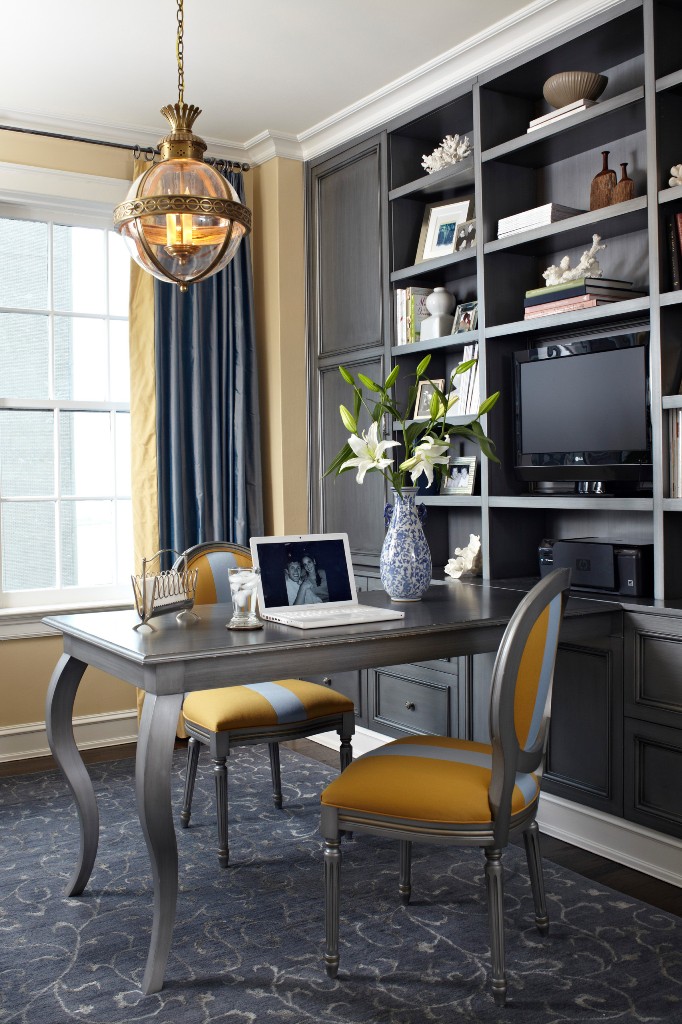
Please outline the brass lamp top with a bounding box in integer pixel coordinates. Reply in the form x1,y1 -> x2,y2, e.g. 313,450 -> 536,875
158,102 -> 208,162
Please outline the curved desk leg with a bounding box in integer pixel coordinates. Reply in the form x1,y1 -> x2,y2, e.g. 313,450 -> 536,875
45,653 -> 97,897
136,691 -> 184,995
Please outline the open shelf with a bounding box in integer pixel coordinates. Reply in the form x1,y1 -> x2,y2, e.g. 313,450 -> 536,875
485,295 -> 650,337
481,88 -> 645,169
392,331 -> 478,356
388,159 -> 475,202
488,495 -> 654,511
485,197 -> 648,256
391,246 -> 476,284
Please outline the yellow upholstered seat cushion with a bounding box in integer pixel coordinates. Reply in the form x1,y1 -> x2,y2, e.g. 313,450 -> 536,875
320,735 -> 539,825
183,678 -> 354,732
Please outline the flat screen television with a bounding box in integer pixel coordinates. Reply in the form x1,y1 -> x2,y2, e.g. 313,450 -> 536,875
513,329 -> 651,493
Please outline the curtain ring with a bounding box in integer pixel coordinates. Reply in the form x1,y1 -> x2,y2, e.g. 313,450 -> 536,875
145,146 -> 155,162
133,145 -> 142,160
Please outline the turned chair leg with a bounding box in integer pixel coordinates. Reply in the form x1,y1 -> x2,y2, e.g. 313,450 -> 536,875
324,837 -> 341,978
484,848 -> 507,1007
268,742 -> 283,808
523,820 -> 549,935
399,840 -> 412,905
180,736 -> 201,828
339,732 -> 353,840
213,756 -> 229,868
339,733 -> 353,772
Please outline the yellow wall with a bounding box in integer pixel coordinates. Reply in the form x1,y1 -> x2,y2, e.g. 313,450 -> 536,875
0,132 -> 308,738
251,158 -> 308,534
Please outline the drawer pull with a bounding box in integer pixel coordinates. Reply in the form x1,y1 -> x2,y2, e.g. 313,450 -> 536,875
405,701 -> 416,711
323,677 -> 332,687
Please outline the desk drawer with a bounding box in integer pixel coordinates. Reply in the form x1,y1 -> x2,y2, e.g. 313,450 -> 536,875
306,671 -> 363,719
372,668 -> 450,736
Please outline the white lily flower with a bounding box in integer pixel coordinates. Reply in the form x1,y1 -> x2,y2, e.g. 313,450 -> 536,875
400,434 -> 450,487
340,421 -> 399,484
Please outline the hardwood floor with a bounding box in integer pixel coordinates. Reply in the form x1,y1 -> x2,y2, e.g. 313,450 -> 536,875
4,737 -> 682,917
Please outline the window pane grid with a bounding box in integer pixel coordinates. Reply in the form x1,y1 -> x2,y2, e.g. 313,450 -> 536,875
0,214 -> 132,604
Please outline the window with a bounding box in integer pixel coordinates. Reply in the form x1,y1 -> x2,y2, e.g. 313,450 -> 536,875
0,211 -> 132,608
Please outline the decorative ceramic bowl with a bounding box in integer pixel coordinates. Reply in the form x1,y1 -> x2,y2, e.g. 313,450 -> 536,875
542,71 -> 608,109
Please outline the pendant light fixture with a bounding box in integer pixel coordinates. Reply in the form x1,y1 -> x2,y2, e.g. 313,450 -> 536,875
113,0 -> 252,291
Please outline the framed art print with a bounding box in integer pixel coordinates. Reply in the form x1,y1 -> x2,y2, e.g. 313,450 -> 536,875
440,456 -> 477,496
416,198 -> 473,263
452,301 -> 478,333
413,378 -> 445,419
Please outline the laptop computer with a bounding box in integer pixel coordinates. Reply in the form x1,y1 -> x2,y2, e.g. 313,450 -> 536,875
249,533 -> 405,629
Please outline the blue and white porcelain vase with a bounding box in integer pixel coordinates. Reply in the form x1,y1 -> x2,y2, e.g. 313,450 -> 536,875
380,487 -> 432,601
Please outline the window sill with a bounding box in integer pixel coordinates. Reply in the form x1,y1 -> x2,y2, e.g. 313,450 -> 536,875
0,600 -> 134,641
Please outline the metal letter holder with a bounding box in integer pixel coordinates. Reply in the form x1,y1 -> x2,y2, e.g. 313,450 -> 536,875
131,549 -> 199,631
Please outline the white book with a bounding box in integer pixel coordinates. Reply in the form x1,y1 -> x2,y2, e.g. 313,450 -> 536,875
671,411 -> 678,498
497,205 -> 581,234
527,99 -> 595,131
677,410 -> 682,498
395,288 -> 406,345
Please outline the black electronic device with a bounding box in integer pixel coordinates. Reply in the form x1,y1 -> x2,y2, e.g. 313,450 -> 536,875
513,329 -> 652,493
538,537 -> 653,596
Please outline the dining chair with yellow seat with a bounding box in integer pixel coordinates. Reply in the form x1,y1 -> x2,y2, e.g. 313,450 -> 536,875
176,541 -> 355,868
319,567 -> 570,1006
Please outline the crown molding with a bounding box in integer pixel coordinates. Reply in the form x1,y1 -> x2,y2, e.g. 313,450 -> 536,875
0,161 -> 130,219
2,0 -> 627,170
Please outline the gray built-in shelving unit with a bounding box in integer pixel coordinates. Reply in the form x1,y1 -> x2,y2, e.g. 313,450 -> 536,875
307,0 -> 682,602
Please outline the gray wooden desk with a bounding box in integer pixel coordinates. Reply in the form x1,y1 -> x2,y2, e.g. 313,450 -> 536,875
44,583 -> 617,994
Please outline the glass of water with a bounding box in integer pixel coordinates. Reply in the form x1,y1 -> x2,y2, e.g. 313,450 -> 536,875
227,566 -> 262,630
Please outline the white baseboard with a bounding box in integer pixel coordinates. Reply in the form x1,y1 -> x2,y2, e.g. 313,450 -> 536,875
0,710 -> 138,763
313,727 -> 682,889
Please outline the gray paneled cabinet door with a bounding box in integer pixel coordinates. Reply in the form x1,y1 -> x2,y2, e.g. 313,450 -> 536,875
308,133 -> 387,562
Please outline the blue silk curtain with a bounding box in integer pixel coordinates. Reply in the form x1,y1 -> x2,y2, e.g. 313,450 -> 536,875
154,171 -> 264,555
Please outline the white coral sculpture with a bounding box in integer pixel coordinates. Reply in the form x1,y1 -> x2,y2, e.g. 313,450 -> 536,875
669,164 -> 682,187
444,534 -> 482,579
422,134 -> 473,174
541,234 -> 606,286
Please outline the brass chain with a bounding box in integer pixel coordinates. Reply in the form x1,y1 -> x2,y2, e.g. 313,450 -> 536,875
176,0 -> 184,105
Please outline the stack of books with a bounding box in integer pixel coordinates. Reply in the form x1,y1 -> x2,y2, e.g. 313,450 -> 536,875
497,203 -> 583,238
527,99 -> 595,133
523,277 -> 645,319
670,410 -> 682,498
395,286 -> 431,344
450,343 -> 479,415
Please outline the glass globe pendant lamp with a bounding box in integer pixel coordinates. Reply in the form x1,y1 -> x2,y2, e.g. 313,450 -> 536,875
113,0 -> 251,291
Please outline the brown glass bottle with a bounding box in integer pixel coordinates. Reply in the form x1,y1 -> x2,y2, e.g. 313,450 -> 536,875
590,151 -> 617,210
612,162 -> 635,204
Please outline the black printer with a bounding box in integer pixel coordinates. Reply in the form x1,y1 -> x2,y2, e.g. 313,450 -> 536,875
538,537 -> 653,596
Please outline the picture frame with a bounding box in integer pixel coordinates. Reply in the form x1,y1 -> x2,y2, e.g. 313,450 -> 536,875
452,300 -> 478,333
440,456 -> 477,496
413,378 -> 445,419
455,218 -> 477,251
415,198 -> 473,263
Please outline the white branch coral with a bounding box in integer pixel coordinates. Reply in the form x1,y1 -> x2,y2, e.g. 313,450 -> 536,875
444,534 -> 482,579
422,134 -> 472,174
670,164 -> 682,187
541,234 -> 606,286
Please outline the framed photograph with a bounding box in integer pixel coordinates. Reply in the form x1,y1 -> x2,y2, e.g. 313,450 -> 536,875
440,456 -> 477,496
455,218 -> 477,250
416,198 -> 473,263
413,378 -> 445,419
452,301 -> 478,333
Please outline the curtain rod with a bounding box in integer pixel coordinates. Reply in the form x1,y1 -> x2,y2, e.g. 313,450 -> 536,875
0,124 -> 250,172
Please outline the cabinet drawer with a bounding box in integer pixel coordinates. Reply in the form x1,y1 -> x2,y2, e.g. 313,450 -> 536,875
625,613 -> 682,724
624,717 -> 682,840
306,671 -> 363,718
372,669 -> 450,735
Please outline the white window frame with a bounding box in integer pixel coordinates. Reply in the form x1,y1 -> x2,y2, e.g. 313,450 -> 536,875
0,164 -> 135,627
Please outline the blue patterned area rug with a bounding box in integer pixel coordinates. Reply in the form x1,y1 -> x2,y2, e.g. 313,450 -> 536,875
1,746 -> 682,1024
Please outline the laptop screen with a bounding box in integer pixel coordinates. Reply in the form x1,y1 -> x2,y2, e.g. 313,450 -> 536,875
250,534 -> 356,611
